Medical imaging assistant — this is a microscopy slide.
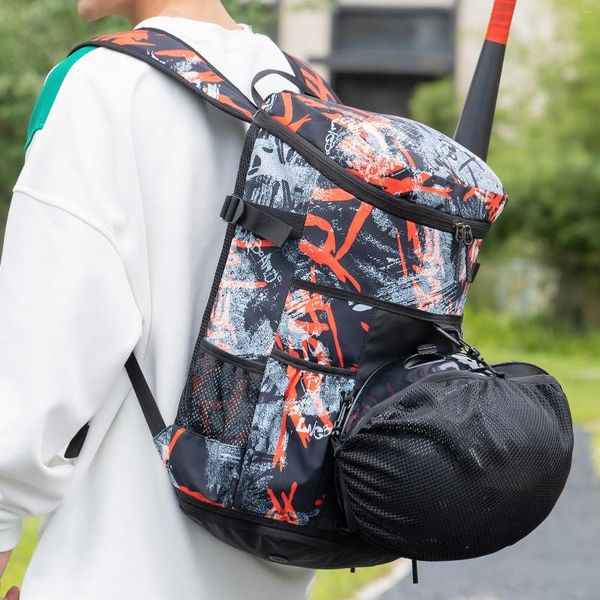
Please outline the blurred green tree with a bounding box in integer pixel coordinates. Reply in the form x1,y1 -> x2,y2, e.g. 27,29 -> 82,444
491,0 -> 600,325
410,78 -> 458,138
411,0 -> 600,326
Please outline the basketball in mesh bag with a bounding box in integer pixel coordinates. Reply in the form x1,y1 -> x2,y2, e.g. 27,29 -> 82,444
335,355 -> 574,561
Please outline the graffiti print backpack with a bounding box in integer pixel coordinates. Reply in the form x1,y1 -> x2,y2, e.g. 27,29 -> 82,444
69,25 -> 573,572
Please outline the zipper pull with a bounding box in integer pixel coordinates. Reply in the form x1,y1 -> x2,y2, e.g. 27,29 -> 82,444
464,224 -> 474,246
454,221 -> 474,246
454,221 -> 475,281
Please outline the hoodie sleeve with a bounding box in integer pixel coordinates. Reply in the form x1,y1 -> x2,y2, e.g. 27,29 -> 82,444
0,49 -> 145,552
0,192 -> 143,551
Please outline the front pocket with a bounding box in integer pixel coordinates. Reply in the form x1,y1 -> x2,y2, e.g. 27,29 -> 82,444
167,427 -> 244,508
295,192 -> 478,316
275,286 -> 374,371
203,228 -> 299,361
235,356 -> 356,528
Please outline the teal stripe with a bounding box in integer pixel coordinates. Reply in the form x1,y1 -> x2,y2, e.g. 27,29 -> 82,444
25,46 -> 97,151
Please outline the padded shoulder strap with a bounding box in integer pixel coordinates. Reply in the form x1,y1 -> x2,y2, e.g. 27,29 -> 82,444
284,53 -> 340,104
71,28 -> 257,122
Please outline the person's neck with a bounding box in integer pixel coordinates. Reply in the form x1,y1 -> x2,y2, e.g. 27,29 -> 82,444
129,0 -> 241,30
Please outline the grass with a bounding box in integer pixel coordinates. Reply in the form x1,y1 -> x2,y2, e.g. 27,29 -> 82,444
2,312 -> 598,599
1,518 -> 40,595
310,564 -> 394,600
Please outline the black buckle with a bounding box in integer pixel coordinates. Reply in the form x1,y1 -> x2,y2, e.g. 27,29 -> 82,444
220,195 -> 245,223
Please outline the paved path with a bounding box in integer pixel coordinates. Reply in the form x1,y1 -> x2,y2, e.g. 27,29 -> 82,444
380,428 -> 600,600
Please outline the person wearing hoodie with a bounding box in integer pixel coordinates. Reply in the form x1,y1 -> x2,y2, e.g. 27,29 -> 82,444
0,1 -> 314,598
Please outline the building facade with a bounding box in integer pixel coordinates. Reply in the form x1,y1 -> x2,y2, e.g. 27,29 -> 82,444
274,0 -> 554,118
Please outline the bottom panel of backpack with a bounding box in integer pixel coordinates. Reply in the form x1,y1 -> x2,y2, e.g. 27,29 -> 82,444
153,425 -> 398,569
176,486 -> 398,569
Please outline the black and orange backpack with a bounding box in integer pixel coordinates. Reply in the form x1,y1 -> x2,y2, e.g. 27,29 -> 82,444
67,11 -> 573,577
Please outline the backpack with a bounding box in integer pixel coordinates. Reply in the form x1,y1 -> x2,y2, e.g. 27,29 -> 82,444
66,26 -> 573,573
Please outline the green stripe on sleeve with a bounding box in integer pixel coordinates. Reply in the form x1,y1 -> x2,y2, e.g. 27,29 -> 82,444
25,46 -> 97,151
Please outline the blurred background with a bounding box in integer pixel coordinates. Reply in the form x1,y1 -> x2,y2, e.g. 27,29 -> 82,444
1,0 -> 598,598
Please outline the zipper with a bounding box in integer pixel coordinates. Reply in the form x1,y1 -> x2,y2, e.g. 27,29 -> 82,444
292,278 -> 464,326
271,347 -> 357,377
453,220 -> 475,281
254,111 -> 490,239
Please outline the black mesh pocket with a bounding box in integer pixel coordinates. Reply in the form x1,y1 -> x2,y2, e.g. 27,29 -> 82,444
336,369 -> 574,561
176,344 -> 264,447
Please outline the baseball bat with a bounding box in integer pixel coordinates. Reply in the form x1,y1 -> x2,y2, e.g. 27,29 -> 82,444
454,0 -> 518,160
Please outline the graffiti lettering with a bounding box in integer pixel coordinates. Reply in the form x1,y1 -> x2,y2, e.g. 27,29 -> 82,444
247,243 -> 283,284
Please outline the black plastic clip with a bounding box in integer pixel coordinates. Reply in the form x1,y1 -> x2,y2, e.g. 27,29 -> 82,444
330,391 -> 354,452
221,194 -> 245,224
220,195 -> 304,247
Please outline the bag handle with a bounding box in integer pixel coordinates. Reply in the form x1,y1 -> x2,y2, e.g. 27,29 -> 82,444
250,69 -> 304,106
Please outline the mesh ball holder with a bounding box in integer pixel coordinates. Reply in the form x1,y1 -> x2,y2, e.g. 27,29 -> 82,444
330,332 -> 574,566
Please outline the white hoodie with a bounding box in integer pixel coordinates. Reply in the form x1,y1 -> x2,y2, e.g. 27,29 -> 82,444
0,15 -> 316,599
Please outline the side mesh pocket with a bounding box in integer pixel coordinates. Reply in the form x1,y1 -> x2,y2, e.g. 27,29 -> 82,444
336,370 -> 574,560
167,341 -> 264,508
176,341 -> 264,447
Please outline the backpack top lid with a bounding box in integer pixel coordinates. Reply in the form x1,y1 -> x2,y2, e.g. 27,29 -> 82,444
76,28 -> 507,229
259,92 -> 508,225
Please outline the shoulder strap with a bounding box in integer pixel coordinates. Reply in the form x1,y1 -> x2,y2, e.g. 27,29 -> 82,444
125,353 -> 166,438
65,351 -> 164,458
71,28 -> 257,122
64,31 -> 340,453
283,53 -> 340,104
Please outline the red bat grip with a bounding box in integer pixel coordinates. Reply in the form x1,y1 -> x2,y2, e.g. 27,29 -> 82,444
486,0 -> 517,46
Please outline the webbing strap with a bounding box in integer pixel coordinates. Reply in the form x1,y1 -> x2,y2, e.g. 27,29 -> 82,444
125,353 -> 166,438
221,195 -> 306,247
64,423 -> 90,459
251,69 -> 304,107
71,28 -> 258,123
284,53 -> 341,104
65,353 -> 164,458
71,32 -> 339,121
